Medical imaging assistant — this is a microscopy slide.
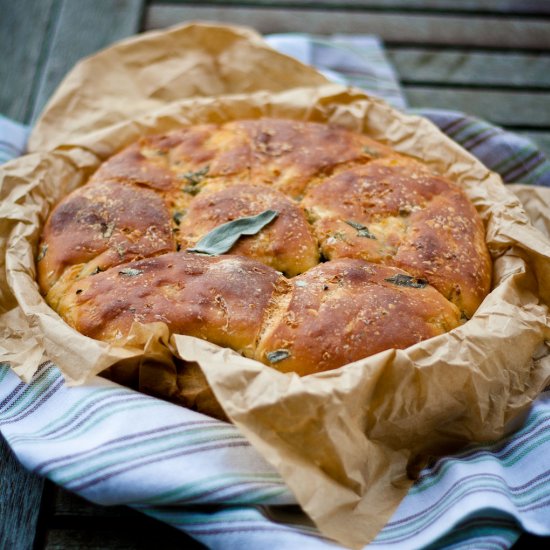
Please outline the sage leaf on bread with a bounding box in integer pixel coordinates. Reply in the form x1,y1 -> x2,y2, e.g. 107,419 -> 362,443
180,166 -> 209,195
184,165 -> 209,184
345,220 -> 377,239
101,221 -> 115,239
187,210 -> 279,256
385,274 -> 428,288
36,244 -> 48,262
181,165 -> 209,185
172,211 -> 186,225
363,145 -> 381,158
266,349 -> 291,364
119,268 -> 143,277
182,185 -> 201,196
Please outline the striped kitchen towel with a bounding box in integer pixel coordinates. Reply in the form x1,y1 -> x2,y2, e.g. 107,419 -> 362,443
415,108 -> 550,187
2,34 -> 550,550
1,362 -> 549,549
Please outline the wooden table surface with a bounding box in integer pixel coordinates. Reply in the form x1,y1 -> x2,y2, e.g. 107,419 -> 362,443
1,1 -> 550,548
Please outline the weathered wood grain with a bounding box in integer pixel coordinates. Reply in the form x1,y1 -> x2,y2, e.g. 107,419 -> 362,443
31,0 -> 146,122
0,434 -> 44,550
404,87 -> 550,127
387,49 -> 550,87
154,1 -> 550,16
0,0 -> 58,123
145,5 -> 550,49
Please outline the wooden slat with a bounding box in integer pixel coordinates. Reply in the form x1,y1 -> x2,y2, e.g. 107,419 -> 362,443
0,434 -> 44,550
31,0 -> 146,122
0,0 -> 57,123
145,5 -> 550,49
404,87 -> 550,127
154,1 -> 550,16
387,49 -> 550,87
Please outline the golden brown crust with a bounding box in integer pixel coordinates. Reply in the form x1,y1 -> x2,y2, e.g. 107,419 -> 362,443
38,118 -> 492,376
58,252 -> 283,357
255,259 -> 461,376
233,118 -> 393,198
37,180 -> 175,292
91,141 -> 177,192
301,157 -> 492,318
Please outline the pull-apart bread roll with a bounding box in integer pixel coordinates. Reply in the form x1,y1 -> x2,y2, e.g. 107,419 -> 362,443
37,119 -> 491,376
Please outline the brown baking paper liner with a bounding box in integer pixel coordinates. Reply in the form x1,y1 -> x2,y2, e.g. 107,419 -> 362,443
2,23 -> 550,548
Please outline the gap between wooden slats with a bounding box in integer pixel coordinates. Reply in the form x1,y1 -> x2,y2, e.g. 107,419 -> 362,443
145,5 -> 550,50
153,1 -> 550,17
42,483 -> 205,549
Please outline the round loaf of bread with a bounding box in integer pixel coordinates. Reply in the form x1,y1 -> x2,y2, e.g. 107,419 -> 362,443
37,118 -> 491,375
